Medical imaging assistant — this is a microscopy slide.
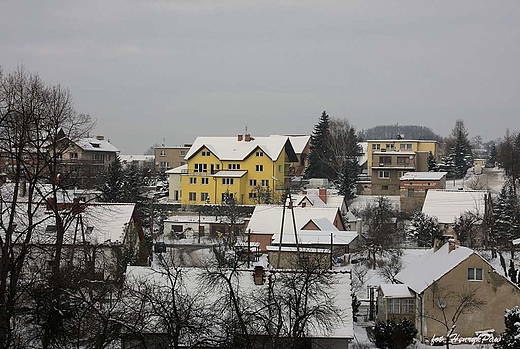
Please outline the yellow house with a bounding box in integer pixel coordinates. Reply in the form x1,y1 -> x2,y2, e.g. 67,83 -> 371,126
180,134 -> 298,205
366,139 -> 439,176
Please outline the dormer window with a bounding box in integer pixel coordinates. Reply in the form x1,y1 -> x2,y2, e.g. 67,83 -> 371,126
90,142 -> 100,148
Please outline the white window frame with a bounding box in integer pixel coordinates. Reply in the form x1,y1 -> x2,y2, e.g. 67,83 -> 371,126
201,178 -> 209,185
261,179 -> 269,187
189,177 -> 197,184
249,179 -> 257,186
256,164 -> 264,172
188,192 -> 196,201
194,163 -> 207,173
468,267 -> 483,281
256,151 -> 263,157
201,192 -> 209,202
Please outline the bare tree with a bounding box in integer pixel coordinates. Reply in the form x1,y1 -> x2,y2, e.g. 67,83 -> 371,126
0,67 -> 93,348
377,252 -> 404,283
423,283 -> 486,349
123,260 -> 213,349
352,196 -> 402,269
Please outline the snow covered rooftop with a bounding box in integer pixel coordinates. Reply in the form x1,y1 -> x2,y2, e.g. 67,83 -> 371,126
120,154 -> 154,162
271,230 -> 358,246
213,170 -> 247,178
379,284 -> 414,298
185,135 -> 296,161
247,205 -> 342,235
400,172 -> 447,181
75,137 -> 120,153
266,246 -> 332,254
309,218 -> 338,231
287,135 -> 310,154
395,243 -> 475,294
165,164 -> 188,174
373,151 -> 416,155
3,203 -> 137,245
422,189 -> 488,224
125,266 -> 354,339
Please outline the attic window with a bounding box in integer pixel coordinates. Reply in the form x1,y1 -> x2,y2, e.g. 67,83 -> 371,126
468,267 -> 483,281
90,142 -> 100,148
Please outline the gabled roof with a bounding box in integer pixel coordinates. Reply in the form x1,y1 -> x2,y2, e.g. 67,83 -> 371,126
379,284 -> 414,298
422,189 -> 488,224
395,243 -> 474,294
185,135 -> 297,162
247,205 -> 342,236
287,135 -> 310,154
305,218 -> 338,231
75,137 -> 120,153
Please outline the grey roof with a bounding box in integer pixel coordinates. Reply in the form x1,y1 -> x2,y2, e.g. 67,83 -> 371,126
75,137 -> 120,153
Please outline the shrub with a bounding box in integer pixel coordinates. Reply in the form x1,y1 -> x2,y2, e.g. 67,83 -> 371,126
496,306 -> 520,349
372,319 -> 417,349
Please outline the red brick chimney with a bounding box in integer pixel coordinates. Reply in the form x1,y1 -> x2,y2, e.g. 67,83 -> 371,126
245,134 -> 251,142
238,134 -> 243,141
301,201 -> 306,208
318,188 -> 327,203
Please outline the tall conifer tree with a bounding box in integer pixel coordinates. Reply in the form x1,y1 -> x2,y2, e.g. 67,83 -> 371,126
305,111 -> 333,179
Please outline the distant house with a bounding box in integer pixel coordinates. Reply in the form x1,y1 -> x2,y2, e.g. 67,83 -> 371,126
154,144 -> 192,172
246,205 -> 361,268
378,241 -> 520,343
421,189 -> 490,231
399,172 -> 447,213
120,154 -> 155,171
366,139 -> 439,196
57,134 -> 120,188
3,202 -> 144,281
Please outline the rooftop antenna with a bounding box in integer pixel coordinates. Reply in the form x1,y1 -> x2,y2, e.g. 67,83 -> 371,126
245,126 -> 248,134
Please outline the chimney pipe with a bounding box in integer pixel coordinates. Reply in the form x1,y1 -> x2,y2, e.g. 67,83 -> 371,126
238,134 -> 243,141
319,188 -> 327,203
245,134 -> 251,142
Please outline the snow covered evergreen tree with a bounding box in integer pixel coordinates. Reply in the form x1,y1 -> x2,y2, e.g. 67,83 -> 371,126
101,155 -> 125,202
496,306 -> 520,349
492,181 -> 520,248
427,151 -> 437,171
410,211 -> 442,247
446,120 -> 473,179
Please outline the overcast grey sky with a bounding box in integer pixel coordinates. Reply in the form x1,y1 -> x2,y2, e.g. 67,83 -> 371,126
2,1 -> 519,154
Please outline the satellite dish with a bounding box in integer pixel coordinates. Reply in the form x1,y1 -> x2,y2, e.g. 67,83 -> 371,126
438,298 -> 447,309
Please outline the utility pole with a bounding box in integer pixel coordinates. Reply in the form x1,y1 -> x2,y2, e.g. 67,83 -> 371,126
198,210 -> 201,244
